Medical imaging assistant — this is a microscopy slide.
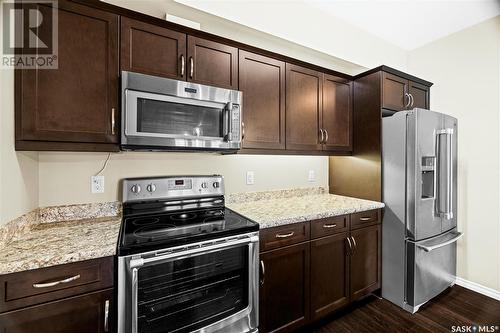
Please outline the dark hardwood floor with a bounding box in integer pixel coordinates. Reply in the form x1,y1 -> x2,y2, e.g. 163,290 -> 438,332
309,286 -> 500,333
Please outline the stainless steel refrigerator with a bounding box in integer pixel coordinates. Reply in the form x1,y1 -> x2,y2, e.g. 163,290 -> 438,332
382,109 -> 462,313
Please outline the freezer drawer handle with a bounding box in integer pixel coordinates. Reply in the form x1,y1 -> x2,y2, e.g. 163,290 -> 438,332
416,232 -> 463,252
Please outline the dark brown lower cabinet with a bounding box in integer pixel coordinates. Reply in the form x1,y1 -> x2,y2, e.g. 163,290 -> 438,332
259,210 -> 382,333
260,242 -> 310,333
0,288 -> 112,333
350,224 -> 381,300
310,233 -> 350,320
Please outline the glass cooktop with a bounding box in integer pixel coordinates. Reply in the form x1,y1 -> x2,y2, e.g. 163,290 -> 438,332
118,207 -> 259,256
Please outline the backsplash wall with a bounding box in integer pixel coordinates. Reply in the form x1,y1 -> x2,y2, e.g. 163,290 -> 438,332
38,152 -> 328,207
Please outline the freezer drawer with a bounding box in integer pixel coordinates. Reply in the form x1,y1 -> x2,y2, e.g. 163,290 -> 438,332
405,230 -> 462,310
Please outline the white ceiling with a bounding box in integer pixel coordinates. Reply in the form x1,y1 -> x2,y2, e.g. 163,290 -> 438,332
175,0 -> 500,50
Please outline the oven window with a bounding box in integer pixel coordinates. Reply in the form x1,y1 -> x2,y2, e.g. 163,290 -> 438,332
137,245 -> 249,333
137,98 -> 223,138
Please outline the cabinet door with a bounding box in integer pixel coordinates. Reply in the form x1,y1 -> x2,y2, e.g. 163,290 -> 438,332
260,243 -> 310,333
285,64 -> 323,151
121,17 -> 186,79
239,51 -> 285,150
382,72 -> 409,111
350,225 -> 381,301
0,289 -> 112,333
187,36 -> 238,89
409,80 -> 430,109
310,233 -> 350,320
16,1 -> 119,147
322,74 -> 353,151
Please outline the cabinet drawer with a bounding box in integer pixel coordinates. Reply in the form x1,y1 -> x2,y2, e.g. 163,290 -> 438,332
260,222 -> 310,252
0,257 -> 113,313
350,209 -> 381,229
311,215 -> 349,239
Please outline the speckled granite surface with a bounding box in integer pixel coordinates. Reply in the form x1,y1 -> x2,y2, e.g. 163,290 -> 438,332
0,203 -> 122,275
227,189 -> 385,229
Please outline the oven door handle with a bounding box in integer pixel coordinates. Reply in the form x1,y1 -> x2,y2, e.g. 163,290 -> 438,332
135,234 -> 259,266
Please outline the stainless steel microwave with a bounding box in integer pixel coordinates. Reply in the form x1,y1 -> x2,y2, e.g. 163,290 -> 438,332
121,71 -> 242,151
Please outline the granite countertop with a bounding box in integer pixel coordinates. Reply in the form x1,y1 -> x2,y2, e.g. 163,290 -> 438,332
227,191 -> 385,229
0,203 -> 121,276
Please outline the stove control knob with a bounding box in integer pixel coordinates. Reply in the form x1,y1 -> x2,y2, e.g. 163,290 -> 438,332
131,184 -> 141,194
146,184 -> 156,193
213,181 -> 220,189
201,182 -> 208,189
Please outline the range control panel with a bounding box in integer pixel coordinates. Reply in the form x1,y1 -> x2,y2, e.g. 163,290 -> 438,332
122,175 -> 224,202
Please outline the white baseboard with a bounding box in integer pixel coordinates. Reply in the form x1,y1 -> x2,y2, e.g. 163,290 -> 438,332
455,277 -> 500,301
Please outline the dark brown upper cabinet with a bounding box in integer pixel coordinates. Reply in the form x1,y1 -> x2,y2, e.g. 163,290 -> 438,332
408,80 -> 430,109
239,51 -> 285,150
121,20 -> 237,89
260,242 -> 310,333
382,72 -> 430,111
310,232 -> 350,321
15,1 -> 119,152
187,36 -> 238,89
121,17 -> 186,80
285,64 -> 323,151
349,224 -> 381,301
322,74 -> 353,152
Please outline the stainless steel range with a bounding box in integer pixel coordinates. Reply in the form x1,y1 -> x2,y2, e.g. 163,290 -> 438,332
117,175 -> 259,333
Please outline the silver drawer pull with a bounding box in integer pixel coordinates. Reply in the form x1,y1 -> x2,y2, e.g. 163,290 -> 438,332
32,274 -> 81,288
104,299 -> 110,332
359,217 -> 372,221
323,223 -> 337,228
275,231 -> 294,238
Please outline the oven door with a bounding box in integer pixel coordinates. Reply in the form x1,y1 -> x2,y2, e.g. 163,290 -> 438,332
118,233 -> 259,333
123,89 -> 240,150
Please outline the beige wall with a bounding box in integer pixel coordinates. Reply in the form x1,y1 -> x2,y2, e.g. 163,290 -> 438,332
408,16 -> 500,292
0,64 -> 39,225
38,153 -> 328,206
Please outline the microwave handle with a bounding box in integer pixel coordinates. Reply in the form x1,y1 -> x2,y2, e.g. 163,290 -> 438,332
224,102 -> 233,142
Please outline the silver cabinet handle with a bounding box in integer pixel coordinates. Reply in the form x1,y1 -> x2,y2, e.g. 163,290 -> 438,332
417,232 -> 463,252
32,274 -> 81,288
111,108 -> 116,135
104,299 -> 110,332
350,236 -> 357,254
409,93 -> 414,108
189,56 -> 194,79
404,92 -> 411,108
260,260 -> 265,285
323,223 -> 337,228
241,121 -> 245,140
359,217 -> 372,221
346,237 -> 353,255
319,129 -> 325,144
324,129 -> 329,143
180,55 -> 185,77
275,231 -> 294,238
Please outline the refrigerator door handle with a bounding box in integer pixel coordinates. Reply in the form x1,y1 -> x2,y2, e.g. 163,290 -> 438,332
416,232 -> 463,252
436,128 -> 454,219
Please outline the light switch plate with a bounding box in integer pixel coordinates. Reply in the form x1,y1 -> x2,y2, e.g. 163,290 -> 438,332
91,175 -> 105,193
246,171 -> 255,185
308,170 -> 316,182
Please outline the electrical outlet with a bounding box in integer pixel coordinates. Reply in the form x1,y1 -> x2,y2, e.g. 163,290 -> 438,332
246,171 -> 255,185
308,170 -> 316,183
91,176 -> 105,193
